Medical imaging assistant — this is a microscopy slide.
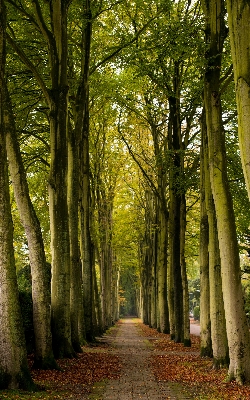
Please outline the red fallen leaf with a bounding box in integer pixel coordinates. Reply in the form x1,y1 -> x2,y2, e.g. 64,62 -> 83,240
28,340 -> 122,398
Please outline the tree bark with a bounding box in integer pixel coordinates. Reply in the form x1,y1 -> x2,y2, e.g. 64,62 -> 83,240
169,91 -> 183,343
180,195 -> 191,347
47,0 -> 75,358
145,103 -> 170,334
68,122 -> 84,352
202,0 -> 250,383
199,110 -> 212,358
226,0 -> 250,200
0,1 -> 34,388
73,0 -> 94,341
4,82 -> 57,369
203,111 -> 228,368
157,204 -> 169,333
79,108 -> 94,341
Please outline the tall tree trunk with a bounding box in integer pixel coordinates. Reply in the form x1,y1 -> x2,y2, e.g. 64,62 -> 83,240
0,1 -> 34,388
180,195 -> 191,347
157,205 -> 169,333
199,110 -> 212,358
140,239 -> 150,325
47,0 -> 75,358
146,107 -> 169,334
79,108 -> 94,341
202,0 -> 250,383
93,261 -> 103,335
203,110 -> 228,368
68,122 -> 84,352
169,91 -> 183,343
112,260 -> 120,322
141,189 -> 156,327
150,264 -> 157,329
150,197 -> 157,329
8,0 -> 75,358
167,253 -> 175,340
226,0 -> 250,200
74,0 -> 94,341
4,82 -> 57,369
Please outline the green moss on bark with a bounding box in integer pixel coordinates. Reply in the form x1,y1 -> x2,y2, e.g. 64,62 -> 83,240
200,345 -> 213,358
17,363 -> 36,391
0,364 -> 36,391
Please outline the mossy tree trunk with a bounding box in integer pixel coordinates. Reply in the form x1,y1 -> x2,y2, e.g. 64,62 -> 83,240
202,0 -> 250,383
79,104 -> 94,341
0,1 -> 34,388
7,0 -> 75,358
180,195 -> 191,347
98,193 -> 114,329
226,0 -> 250,200
156,203 -> 169,333
68,122 -> 84,351
203,110 -> 228,368
199,110 -> 212,358
73,0 -> 94,341
140,189 -> 156,327
145,102 -> 170,334
46,0 -> 75,358
169,87 -> 183,343
4,82 -> 57,369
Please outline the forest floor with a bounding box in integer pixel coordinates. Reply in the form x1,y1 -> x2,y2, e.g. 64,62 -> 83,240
1,318 -> 250,399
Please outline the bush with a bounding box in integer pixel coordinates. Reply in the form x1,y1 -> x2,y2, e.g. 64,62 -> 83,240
193,305 -> 200,321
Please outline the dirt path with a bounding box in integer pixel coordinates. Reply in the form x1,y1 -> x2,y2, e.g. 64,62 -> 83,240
89,318 -> 193,400
189,319 -> 200,336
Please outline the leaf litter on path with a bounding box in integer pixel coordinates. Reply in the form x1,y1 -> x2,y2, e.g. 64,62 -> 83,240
138,322 -> 250,400
2,320 -> 250,399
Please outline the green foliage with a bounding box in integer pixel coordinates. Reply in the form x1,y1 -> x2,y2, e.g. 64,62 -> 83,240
189,278 -> 200,313
193,306 -> 200,321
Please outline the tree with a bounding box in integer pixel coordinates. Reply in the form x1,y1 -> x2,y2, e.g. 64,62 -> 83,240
77,0 -> 94,341
4,81 -> 57,369
7,0 -> 76,358
199,111 -> 212,357
226,0 -> 250,200
202,0 -> 250,383
0,0 -> 34,388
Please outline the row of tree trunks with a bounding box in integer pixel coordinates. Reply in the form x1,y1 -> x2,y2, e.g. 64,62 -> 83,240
3,0 -> 112,371
202,0 -> 250,383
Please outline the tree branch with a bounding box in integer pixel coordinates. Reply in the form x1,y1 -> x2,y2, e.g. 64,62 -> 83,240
6,33 -> 51,106
90,12 -> 163,75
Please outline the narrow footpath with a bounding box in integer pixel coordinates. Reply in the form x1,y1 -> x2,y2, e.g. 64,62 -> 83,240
90,318 -> 193,400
